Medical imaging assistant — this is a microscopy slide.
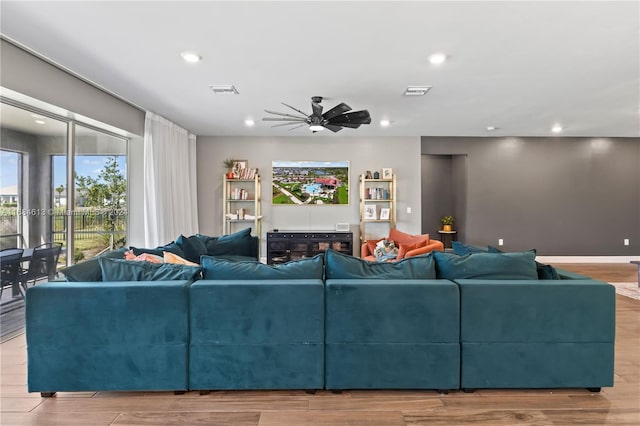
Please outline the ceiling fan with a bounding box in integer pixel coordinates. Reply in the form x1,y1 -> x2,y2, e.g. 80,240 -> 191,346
262,96 -> 371,132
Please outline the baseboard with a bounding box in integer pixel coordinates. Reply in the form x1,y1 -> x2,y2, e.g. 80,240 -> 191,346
536,256 -> 640,263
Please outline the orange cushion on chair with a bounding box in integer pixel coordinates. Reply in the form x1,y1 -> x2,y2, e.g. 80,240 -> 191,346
397,242 -> 419,260
366,238 -> 385,255
389,228 -> 430,247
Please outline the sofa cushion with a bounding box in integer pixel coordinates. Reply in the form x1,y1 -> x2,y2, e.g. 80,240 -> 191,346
433,250 -> 538,280
176,234 -> 209,263
99,257 -> 201,281
325,249 -> 435,280
452,241 -> 488,256
201,254 -> 324,280
130,242 -> 185,258
487,245 -> 560,279
60,247 -> 128,282
202,228 -> 255,258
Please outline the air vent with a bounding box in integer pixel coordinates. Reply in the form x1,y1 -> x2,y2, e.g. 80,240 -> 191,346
209,85 -> 239,95
403,86 -> 431,96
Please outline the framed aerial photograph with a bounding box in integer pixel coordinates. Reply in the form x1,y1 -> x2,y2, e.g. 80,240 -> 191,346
272,161 -> 349,205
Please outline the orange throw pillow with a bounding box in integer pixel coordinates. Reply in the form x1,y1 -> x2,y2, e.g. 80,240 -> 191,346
389,228 -> 430,247
397,242 -> 419,260
366,238 -> 385,255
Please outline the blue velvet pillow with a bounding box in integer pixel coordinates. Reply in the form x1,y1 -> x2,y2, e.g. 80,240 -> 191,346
452,241 -> 487,255
176,235 -> 209,263
60,247 -> 128,282
203,228 -> 255,258
487,245 -> 559,279
201,254 -> 324,280
433,250 -> 538,280
98,258 -> 202,282
130,242 -> 185,258
325,249 -> 435,280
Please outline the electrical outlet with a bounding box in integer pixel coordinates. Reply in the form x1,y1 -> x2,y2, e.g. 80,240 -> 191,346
406,207 -> 412,214
498,238 -> 504,246
624,239 -> 630,246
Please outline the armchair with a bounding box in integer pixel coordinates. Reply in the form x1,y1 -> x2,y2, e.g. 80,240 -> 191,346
360,228 -> 444,262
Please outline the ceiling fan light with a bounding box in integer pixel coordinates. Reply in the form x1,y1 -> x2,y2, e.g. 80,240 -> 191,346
309,125 -> 324,132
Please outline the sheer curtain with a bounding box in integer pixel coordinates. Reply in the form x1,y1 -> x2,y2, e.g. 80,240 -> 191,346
143,112 -> 198,247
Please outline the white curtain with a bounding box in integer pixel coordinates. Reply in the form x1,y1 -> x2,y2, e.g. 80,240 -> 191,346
143,112 -> 198,247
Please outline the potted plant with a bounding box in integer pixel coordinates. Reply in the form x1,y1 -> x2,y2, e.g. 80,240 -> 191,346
223,158 -> 236,179
441,215 -> 454,232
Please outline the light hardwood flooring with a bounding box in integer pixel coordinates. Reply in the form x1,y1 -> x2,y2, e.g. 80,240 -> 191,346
0,264 -> 638,425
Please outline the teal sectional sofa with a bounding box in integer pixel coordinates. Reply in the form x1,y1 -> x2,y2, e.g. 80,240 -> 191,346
25,241 -> 615,396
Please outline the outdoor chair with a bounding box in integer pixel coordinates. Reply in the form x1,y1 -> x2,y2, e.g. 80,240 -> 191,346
19,242 -> 62,293
1,248 -> 25,299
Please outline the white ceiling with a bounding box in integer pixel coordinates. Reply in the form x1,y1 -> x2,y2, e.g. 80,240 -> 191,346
1,1 -> 638,138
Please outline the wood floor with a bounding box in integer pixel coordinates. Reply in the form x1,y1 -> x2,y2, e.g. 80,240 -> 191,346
1,263 -> 638,425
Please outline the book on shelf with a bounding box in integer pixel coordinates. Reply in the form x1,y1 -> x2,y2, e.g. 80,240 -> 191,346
364,187 -> 390,200
237,167 -> 259,180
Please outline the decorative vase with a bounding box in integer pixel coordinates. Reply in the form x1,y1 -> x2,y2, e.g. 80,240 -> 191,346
373,171 -> 380,179
226,171 -> 235,179
443,224 -> 452,232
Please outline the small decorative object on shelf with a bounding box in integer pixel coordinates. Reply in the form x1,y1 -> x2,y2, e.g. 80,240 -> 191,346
382,168 -> 393,180
441,215 -> 455,232
365,170 -> 373,179
223,158 -> 236,179
373,171 -> 380,179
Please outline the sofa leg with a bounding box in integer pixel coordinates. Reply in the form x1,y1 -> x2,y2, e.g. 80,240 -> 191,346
305,389 -> 317,395
40,392 -> 56,397
587,387 -> 601,393
174,391 -> 185,395
199,390 -> 211,395
437,389 -> 449,395
462,388 -> 476,393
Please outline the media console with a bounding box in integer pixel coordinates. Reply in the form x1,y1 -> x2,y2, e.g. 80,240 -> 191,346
266,230 -> 353,265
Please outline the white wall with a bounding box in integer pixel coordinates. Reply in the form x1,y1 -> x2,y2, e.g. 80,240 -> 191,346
196,136 -> 422,255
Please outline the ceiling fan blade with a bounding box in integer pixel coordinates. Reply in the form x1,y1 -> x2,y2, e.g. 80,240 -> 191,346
322,103 -> 351,120
281,102 -> 310,117
324,124 -> 343,133
311,101 -> 323,117
328,110 -> 371,125
288,123 -> 308,131
333,122 -> 361,129
264,109 -> 308,120
262,117 -> 307,122
270,121 -> 307,128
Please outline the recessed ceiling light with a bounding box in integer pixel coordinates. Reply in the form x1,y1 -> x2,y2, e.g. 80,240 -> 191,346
486,126 -> 498,131
309,125 -> 324,132
403,86 -> 431,96
428,53 -> 447,64
34,119 -> 46,125
244,119 -> 255,127
380,119 -> 390,127
551,124 -> 564,133
180,51 -> 202,63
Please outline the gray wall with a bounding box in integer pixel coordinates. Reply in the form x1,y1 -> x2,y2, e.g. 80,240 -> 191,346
197,136 -> 422,256
422,137 -> 640,255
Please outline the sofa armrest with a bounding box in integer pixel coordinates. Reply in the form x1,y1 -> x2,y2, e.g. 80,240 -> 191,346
360,242 -> 373,259
405,240 -> 444,258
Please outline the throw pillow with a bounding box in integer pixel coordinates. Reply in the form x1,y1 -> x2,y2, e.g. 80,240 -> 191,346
487,246 -> 559,279
452,241 -> 487,255
397,242 -> 419,260
325,249 -> 435,280
201,253 -> 324,280
124,250 -> 164,263
164,251 -> 199,266
374,239 -> 398,262
203,228 -> 255,258
388,228 -> 430,247
365,238 -> 385,256
176,234 -> 209,263
99,257 -> 201,282
60,247 -> 128,282
130,242 -> 185,258
433,251 -> 538,280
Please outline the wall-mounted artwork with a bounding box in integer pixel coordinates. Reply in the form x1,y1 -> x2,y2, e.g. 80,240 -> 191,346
272,161 -> 349,205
